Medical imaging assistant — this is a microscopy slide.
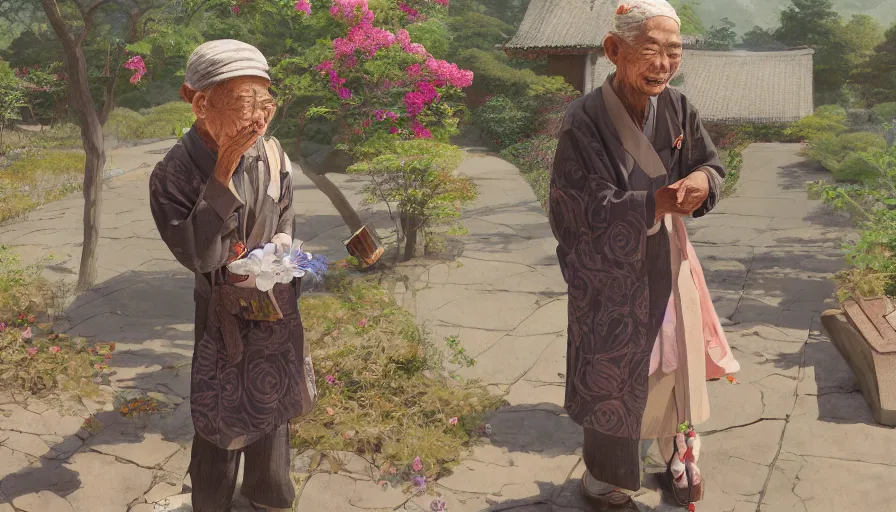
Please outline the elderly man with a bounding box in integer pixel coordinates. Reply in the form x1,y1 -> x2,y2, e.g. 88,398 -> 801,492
150,40 -> 315,512
549,1 -> 738,509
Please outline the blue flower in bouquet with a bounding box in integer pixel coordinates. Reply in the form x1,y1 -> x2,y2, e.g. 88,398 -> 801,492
284,240 -> 328,281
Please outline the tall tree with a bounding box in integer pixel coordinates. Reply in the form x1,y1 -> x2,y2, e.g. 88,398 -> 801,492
39,0 -> 109,290
839,14 -> 885,66
741,26 -> 785,50
704,17 -> 737,50
776,0 -> 849,104
851,25 -> 896,106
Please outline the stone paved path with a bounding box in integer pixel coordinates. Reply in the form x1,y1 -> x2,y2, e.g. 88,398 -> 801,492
0,141 -> 892,512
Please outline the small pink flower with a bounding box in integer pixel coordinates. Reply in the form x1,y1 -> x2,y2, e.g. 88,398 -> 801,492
27,347 -> 38,357
412,456 -> 423,472
0,322 -> 6,331
295,0 -> 312,14
21,327 -> 32,340
50,346 -> 62,354
232,4 -> 240,13
325,375 -> 337,385
358,318 -> 368,328
449,417 -> 458,426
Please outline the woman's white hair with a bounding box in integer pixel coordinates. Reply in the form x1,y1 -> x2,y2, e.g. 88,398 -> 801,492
608,0 -> 681,43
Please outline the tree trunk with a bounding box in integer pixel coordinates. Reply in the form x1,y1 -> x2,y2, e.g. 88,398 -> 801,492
292,132 -> 363,234
297,155 -> 363,234
400,212 -> 419,261
41,0 -> 106,291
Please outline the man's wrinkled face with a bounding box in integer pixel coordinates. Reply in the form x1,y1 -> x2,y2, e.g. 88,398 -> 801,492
614,17 -> 682,97
198,76 -> 277,146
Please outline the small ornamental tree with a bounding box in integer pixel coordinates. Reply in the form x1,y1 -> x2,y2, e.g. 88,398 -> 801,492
282,0 -> 472,148
265,0 -> 472,237
348,139 -> 474,260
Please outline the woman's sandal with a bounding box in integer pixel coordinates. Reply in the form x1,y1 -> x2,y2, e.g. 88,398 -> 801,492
662,432 -> 704,509
580,478 -> 638,510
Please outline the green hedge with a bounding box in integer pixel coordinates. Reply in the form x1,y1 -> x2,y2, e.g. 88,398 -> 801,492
104,102 -> 195,141
806,131 -> 888,182
501,135 -> 558,208
871,102 -> 896,124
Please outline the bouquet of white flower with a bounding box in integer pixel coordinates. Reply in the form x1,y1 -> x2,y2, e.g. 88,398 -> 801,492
227,239 -> 328,292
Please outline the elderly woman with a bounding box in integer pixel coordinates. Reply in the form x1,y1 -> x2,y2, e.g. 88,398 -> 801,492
149,40 -> 315,512
549,1 -> 738,509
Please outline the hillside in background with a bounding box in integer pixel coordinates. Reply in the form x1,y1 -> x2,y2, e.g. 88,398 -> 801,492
695,0 -> 896,32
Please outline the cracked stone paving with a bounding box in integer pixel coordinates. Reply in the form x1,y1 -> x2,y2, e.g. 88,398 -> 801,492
0,141 -> 892,511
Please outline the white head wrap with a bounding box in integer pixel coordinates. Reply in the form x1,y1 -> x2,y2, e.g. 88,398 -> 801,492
184,39 -> 270,92
612,0 -> 681,42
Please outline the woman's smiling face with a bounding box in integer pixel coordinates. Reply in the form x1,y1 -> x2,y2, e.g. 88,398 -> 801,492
611,16 -> 682,97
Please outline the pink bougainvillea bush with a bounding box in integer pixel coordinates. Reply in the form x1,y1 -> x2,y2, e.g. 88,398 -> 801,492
271,0 -> 472,149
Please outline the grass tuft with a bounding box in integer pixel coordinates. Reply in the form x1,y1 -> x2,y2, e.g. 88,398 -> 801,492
292,265 -> 503,475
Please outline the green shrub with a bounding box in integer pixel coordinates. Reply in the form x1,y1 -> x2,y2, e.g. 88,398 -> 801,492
294,273 -> 501,472
501,134 -> 557,208
786,106 -> 849,142
456,49 -> 572,100
104,102 -> 195,141
138,102 -> 195,139
871,102 -> 896,124
807,145 -> 896,299
474,95 -> 535,148
807,131 -> 888,181
348,140 -> 474,260
103,108 -> 144,140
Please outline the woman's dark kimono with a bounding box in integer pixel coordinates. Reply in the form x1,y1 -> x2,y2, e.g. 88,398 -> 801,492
549,79 -> 724,490
149,128 -> 310,510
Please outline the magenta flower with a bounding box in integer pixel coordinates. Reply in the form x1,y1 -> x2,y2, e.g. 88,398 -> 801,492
295,0 -> 311,14
412,456 -> 423,472
27,347 -> 38,357
337,87 -> 352,100
231,4 -> 240,14
0,321 -> 6,331
325,375 -> 337,385
389,126 -> 399,134
411,121 -> 432,139
123,55 -> 147,84
358,318 -> 368,328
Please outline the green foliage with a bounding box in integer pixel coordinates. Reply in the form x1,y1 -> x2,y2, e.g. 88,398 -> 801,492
500,134 -> 557,209
445,12 -> 515,55
0,150 -> 86,223
704,18 -> 737,50
806,131 -> 887,181
455,49 -> 556,99
871,103 -> 896,124
852,25 -> 896,106
0,62 -> 25,142
806,145 -> 896,299
474,95 -> 534,148
104,102 -> 195,141
669,0 -> 705,36
741,26 -> 783,50
786,106 -> 849,141
348,140 -> 474,259
0,245 -> 40,320
293,273 -> 501,467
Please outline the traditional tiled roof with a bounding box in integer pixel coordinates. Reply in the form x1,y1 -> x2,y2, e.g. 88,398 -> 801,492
504,0 -> 615,54
589,49 -> 816,123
